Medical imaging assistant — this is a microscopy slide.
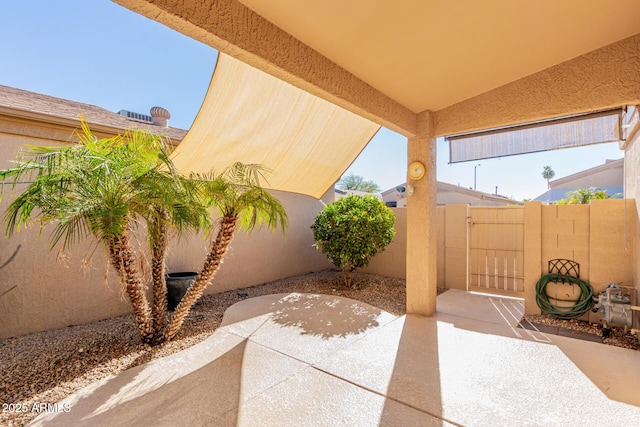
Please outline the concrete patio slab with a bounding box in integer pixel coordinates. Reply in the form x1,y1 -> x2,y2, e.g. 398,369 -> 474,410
221,292 -> 397,364
436,289 -> 525,327
234,365 -> 451,427
31,291 -> 640,426
316,313 -> 640,426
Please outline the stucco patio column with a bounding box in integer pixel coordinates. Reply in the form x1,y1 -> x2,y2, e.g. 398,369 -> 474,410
406,111 -> 437,316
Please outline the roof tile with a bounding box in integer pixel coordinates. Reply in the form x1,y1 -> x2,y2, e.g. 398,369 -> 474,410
0,84 -> 187,141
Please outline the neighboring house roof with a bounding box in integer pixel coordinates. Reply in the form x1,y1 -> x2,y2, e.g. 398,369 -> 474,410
533,158 -> 624,202
382,181 -> 522,207
435,181 -> 522,204
0,84 -> 187,142
549,158 -> 623,189
335,188 -> 382,200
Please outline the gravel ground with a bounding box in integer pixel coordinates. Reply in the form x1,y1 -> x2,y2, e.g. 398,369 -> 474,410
0,270 -> 408,427
523,313 -> 639,350
1,270 -> 637,426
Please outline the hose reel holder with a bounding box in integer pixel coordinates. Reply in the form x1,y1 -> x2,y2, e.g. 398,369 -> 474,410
535,259 -> 593,320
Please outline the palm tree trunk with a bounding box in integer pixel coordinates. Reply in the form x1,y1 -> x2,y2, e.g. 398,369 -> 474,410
165,216 -> 237,341
150,210 -> 169,343
108,234 -> 154,344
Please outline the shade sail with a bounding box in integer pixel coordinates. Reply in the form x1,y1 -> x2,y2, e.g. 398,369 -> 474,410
446,109 -> 623,163
170,54 -> 381,199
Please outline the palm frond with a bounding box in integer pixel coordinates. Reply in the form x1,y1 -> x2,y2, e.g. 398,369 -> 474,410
192,162 -> 287,233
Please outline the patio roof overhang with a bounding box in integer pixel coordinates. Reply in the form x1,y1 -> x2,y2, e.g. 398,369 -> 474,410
113,0 -> 640,199
113,0 -> 640,138
112,0 -> 640,316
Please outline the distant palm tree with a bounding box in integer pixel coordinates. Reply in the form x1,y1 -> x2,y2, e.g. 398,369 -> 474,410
164,163 -> 288,340
542,165 -> 555,189
337,172 -> 381,193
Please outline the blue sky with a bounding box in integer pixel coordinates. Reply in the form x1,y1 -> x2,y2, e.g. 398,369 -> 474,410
1,1 -> 623,201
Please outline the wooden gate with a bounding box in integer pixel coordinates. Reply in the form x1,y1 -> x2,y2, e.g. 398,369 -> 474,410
468,206 -> 524,296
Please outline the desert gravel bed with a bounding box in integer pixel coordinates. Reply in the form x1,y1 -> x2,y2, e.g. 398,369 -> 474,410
0,270 -> 407,427
2,270 -> 638,426
523,313 -> 639,350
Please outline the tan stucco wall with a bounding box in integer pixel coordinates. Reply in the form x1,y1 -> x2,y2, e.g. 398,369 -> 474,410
0,128 -> 331,339
165,190 -> 331,294
363,208 -> 407,280
365,204 -> 466,291
623,128 -> 640,315
0,190 -> 331,339
523,202 -> 543,314
523,200 -> 635,318
368,201 -> 635,319
443,204 -> 468,291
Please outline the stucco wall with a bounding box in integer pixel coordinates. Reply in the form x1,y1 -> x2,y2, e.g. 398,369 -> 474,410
624,128 -> 640,317
164,189 -> 331,293
443,204 -> 468,291
364,205 -> 461,290
362,208 -> 407,280
523,201 -> 635,318
0,130 -> 331,339
367,202 -> 635,320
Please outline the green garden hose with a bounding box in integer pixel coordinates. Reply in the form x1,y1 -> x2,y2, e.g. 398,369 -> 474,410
535,273 -> 594,319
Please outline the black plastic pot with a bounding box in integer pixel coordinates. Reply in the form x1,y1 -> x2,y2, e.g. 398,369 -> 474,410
166,272 -> 198,311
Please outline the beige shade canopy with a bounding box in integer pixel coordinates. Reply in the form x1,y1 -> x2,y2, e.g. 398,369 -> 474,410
170,54 -> 381,199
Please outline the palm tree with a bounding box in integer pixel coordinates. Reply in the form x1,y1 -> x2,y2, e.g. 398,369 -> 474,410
336,172 -> 381,193
0,120 -> 203,344
1,121 -> 286,344
143,173 -> 207,342
556,187 -> 616,204
164,163 -> 288,340
542,165 -> 555,189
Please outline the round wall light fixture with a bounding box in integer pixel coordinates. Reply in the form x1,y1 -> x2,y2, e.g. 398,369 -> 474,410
408,161 -> 425,180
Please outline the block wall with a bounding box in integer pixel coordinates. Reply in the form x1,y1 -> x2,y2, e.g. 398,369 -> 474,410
524,201 -> 635,320
0,130 -> 331,339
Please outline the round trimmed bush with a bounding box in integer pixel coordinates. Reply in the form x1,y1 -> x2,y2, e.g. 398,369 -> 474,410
311,195 -> 395,287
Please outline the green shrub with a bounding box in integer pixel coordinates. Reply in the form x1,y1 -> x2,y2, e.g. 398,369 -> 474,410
311,195 -> 395,288
556,187 -> 619,204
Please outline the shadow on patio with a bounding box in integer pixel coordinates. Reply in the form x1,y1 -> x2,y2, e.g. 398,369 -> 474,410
31,291 -> 640,426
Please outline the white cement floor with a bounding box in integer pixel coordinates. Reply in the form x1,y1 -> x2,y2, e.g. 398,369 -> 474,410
32,290 -> 640,426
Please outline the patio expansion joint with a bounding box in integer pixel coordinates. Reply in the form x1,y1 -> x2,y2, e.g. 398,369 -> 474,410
305,315 -> 463,427
310,363 -> 464,427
